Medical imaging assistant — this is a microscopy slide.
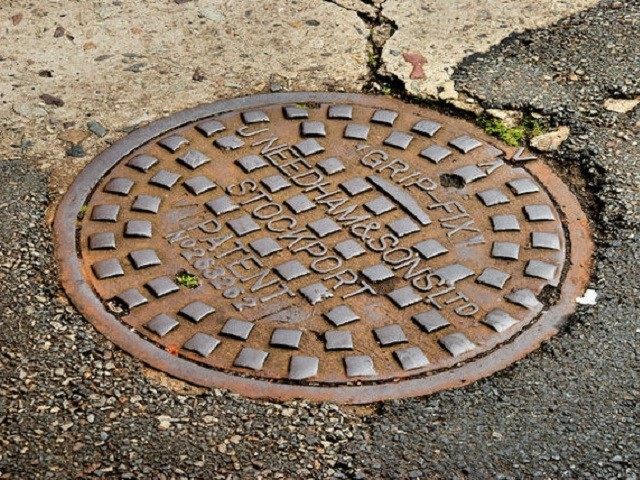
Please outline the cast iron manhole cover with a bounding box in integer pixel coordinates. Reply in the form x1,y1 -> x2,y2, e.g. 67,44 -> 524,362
55,93 -> 592,403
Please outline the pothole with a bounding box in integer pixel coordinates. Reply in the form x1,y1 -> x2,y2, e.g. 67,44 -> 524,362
54,92 -> 592,403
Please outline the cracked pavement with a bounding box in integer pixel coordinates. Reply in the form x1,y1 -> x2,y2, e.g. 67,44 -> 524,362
0,0 -> 638,478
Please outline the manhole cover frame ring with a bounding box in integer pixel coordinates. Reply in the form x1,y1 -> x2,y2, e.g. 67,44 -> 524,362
54,92 -> 593,404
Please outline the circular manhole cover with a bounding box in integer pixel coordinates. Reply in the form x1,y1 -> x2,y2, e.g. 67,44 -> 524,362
55,93 -> 592,403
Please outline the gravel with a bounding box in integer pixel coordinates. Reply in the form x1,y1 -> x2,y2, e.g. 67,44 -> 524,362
1,1 -> 638,478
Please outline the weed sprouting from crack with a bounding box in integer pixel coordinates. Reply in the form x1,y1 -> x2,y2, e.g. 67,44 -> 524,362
175,271 -> 200,289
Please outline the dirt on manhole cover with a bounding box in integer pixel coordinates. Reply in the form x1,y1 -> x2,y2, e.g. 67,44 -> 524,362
54,93 -> 592,403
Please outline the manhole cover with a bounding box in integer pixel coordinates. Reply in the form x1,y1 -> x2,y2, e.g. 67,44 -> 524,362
55,93 -> 592,403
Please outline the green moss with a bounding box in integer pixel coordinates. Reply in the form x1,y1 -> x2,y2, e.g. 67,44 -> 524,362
77,204 -> 88,220
477,115 -> 546,147
175,271 -> 199,289
477,117 -> 525,147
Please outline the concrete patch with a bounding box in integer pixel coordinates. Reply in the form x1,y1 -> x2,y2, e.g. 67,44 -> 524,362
380,0 -> 598,98
0,0 -> 368,194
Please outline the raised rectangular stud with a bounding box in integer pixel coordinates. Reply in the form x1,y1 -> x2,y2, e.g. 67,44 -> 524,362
124,220 -> 152,238
114,288 -> 147,309
491,241 -> 520,260
300,121 -> 326,137
334,239 -> 366,259
288,356 -> 319,380
234,348 -> 268,370
387,286 -> 422,308
449,135 -> 482,153
383,131 -> 413,150
89,232 -> 116,250
317,157 -> 345,175
215,135 -> 245,150
413,239 -> 448,259
299,282 -> 332,305
412,119 -> 441,137
249,237 -> 282,257
283,106 -> 309,119
344,355 -> 376,377
261,174 -> 291,193
177,149 -> 210,170
451,165 -> 486,184
531,232 -> 560,250
482,309 -> 517,333
420,145 -> 452,164
227,215 -> 260,236
476,267 -> 510,289
206,195 -> 239,215
412,310 -> 450,333
127,155 -> 158,172
507,178 -> 540,195
91,204 -> 120,222
274,260 -> 310,281
374,324 -> 407,346
505,288 -> 542,310
183,333 -> 220,357
104,177 -> 134,196
145,276 -> 179,297
294,138 -> 324,157
221,318 -> 254,340
371,109 -> 398,126
242,110 -> 269,124
308,217 -> 341,238
328,105 -> 353,119
195,119 -> 225,137
477,188 -> 510,206
158,134 -> 188,152
146,314 -> 179,337
361,263 -> 394,283
340,177 -> 371,196
179,301 -> 215,323
364,196 -> 395,215
344,123 -> 370,140
285,194 -> 316,214
439,332 -> 476,356
270,329 -> 302,349
388,216 -> 420,237
131,194 -> 161,213
491,214 -> 520,232
324,305 -> 359,326
524,204 -> 555,221
236,154 -> 269,173
325,330 -> 354,350
149,170 -> 181,189
183,175 -> 216,195
92,258 -> 124,279
525,260 -> 557,280
129,249 -> 161,269
394,347 -> 429,370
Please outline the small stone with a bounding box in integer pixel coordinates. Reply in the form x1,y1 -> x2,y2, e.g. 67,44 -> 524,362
87,120 -> 108,137
438,80 -> 458,101
40,93 -> 64,107
11,13 -> 23,26
192,68 -> 205,82
603,97 -> 640,114
53,26 -> 65,38
12,102 -> 47,118
198,6 -> 224,21
576,289 -> 597,305
486,109 -> 523,128
530,126 -> 570,152
58,129 -> 88,144
66,144 -> 86,158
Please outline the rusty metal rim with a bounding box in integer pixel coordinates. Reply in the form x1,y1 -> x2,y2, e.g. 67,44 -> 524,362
54,92 -> 593,404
